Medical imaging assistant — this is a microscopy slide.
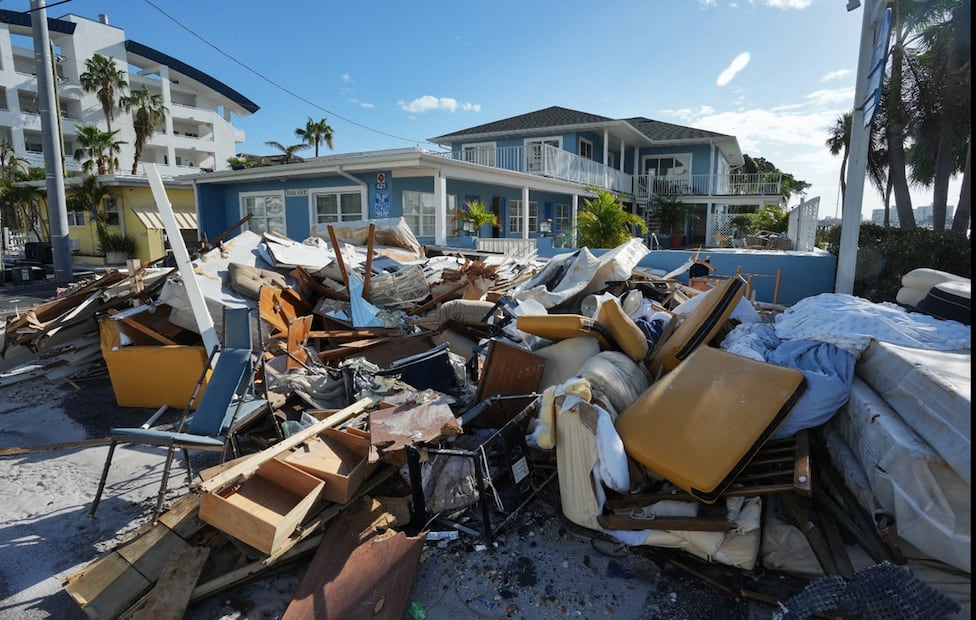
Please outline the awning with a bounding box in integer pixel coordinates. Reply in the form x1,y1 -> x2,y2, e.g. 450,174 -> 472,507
132,205 -> 198,230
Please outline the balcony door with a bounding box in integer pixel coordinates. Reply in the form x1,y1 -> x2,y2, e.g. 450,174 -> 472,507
525,137 -> 561,173
642,153 -> 691,195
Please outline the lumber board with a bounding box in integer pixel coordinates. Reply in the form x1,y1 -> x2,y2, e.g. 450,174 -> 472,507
64,551 -> 153,620
0,437 -> 110,457
119,545 -> 210,620
192,397 -> 376,495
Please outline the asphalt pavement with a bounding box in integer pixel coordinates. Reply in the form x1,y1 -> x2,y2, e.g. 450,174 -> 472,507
0,276 -> 66,318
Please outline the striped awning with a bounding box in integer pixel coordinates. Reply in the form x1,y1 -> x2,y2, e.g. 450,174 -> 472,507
131,205 -> 198,230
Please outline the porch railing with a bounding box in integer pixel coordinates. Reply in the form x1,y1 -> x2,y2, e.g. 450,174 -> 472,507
436,145 -> 633,194
635,172 -> 783,202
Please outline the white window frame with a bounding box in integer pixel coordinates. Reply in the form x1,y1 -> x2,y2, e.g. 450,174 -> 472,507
579,138 -> 593,160
642,153 -> 693,195
525,136 -> 561,173
104,197 -> 121,228
508,199 -> 538,234
67,210 -> 86,227
554,203 -> 571,232
308,185 -> 366,234
403,190 -> 457,237
461,142 -> 496,167
241,190 -> 286,236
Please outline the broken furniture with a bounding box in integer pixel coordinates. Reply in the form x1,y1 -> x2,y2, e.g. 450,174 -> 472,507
405,394 -> 556,545
616,345 -> 806,503
89,306 -> 269,523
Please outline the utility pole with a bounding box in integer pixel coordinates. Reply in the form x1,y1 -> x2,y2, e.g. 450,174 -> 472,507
30,0 -> 72,281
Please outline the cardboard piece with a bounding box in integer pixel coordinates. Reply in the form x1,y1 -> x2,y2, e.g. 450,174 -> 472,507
282,427 -> 378,504
199,458 -> 325,556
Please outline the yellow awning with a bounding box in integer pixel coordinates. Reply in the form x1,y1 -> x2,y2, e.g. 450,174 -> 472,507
131,205 -> 198,230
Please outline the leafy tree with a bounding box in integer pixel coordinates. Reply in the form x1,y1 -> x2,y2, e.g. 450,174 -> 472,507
120,85 -> 167,175
227,155 -> 259,170
264,141 -> 309,164
79,53 -> 128,132
73,125 -> 125,175
741,154 -> 810,204
295,117 -> 335,158
826,112 -> 853,205
66,174 -> 112,239
577,189 -> 645,248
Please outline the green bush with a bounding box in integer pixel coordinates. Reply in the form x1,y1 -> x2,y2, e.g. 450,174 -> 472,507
97,232 -> 137,256
822,224 -> 971,303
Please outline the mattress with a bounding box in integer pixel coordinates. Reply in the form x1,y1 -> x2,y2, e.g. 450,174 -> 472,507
833,377 -> 970,573
855,339 -> 971,485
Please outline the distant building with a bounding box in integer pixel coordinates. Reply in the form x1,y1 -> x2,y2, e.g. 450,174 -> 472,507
871,204 -> 956,228
0,10 -> 258,176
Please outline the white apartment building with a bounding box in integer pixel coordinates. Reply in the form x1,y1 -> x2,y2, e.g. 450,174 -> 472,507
0,10 -> 258,176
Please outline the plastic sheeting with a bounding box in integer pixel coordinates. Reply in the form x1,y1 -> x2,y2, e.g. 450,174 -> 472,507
856,340 -> 971,485
832,378 -> 970,573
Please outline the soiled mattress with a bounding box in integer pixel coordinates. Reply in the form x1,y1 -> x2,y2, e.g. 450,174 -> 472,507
832,377 -> 970,573
856,339 -> 971,485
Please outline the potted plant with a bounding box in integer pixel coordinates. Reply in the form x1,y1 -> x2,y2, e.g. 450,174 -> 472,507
98,232 -> 137,265
454,200 -> 498,238
657,195 -> 689,248
577,189 -> 645,248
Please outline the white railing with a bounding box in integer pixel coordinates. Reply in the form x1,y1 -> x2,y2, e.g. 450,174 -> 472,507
438,145 -> 633,194
635,172 -> 783,202
475,237 -> 537,256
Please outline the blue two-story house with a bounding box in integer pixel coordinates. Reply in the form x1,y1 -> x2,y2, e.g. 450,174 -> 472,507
189,106 -> 784,251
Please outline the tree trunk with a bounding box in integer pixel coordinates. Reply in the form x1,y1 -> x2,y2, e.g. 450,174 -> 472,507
951,139 -> 971,235
131,140 -> 143,175
887,6 -> 917,229
930,4 -> 967,231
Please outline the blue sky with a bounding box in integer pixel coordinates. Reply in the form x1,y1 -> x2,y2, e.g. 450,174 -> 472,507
24,0 -> 963,219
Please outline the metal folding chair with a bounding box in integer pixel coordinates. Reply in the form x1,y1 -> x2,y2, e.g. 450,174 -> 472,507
89,307 -> 268,523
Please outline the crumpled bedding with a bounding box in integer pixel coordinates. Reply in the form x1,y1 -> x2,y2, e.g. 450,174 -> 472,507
723,293 -> 970,438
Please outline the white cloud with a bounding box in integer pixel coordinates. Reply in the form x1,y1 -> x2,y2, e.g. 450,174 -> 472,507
359,102 -> 375,109
698,0 -> 717,7
398,96 -> 480,113
760,0 -> 813,9
821,69 -> 853,82
716,52 -> 750,87
341,73 -> 351,83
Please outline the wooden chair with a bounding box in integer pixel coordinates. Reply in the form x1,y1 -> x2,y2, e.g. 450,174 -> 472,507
89,307 -> 268,523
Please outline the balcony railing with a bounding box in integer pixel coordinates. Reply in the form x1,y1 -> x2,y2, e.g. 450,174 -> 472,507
436,144 -> 633,194
635,173 -> 783,202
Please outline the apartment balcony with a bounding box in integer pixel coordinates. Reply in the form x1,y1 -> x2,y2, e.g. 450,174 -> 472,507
634,172 -> 783,204
436,144 -> 633,194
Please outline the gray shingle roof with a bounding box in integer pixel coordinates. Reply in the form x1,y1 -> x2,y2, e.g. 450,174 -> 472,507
430,106 -> 733,145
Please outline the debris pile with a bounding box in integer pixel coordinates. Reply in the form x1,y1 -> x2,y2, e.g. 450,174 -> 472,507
1,219 -> 968,619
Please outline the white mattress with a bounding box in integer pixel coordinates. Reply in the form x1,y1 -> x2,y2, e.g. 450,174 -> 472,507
856,339 -> 971,485
833,378 -> 970,573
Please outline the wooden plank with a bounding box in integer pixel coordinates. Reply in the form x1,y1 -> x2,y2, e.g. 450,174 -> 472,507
0,437 -> 110,457
116,527 -> 192,586
281,499 -> 424,620
105,309 -> 177,345
193,397 -> 376,495
285,315 -> 313,371
119,545 -> 210,620
64,552 -> 153,620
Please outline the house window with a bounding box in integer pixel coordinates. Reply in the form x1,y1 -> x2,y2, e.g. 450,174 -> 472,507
643,154 -> 692,194
462,142 -> 496,167
241,192 -> 286,235
312,188 -> 364,226
67,211 -> 86,227
579,138 -> 593,160
104,198 -> 121,227
403,190 -> 457,236
554,203 -> 571,232
525,137 -> 561,173
508,200 -> 538,233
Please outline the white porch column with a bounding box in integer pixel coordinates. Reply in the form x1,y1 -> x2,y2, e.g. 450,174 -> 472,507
521,186 -> 530,240
434,172 -> 447,245
572,194 -> 579,246
708,141 -> 716,195
602,129 -> 610,188
159,65 -> 176,168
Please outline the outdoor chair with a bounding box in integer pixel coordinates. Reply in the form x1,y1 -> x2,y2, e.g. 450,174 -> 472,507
89,306 -> 268,523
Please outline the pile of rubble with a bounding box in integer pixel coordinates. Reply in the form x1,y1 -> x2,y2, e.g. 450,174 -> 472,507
0,217 -> 967,619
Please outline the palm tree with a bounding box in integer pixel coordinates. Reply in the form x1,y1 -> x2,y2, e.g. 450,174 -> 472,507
826,112 -> 853,205
66,174 -> 112,238
120,85 -> 167,174
294,117 -> 335,157
79,53 -> 128,132
73,125 -> 125,175
577,189 -> 646,248
264,140 -> 309,164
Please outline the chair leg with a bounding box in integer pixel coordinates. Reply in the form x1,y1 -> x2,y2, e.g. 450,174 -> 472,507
153,447 -> 178,524
89,439 -> 118,517
181,448 -> 194,484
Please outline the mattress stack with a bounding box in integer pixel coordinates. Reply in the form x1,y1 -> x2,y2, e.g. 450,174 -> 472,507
824,339 -> 971,574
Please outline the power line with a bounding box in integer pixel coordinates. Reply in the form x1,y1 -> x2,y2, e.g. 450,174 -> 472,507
141,0 -> 441,149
